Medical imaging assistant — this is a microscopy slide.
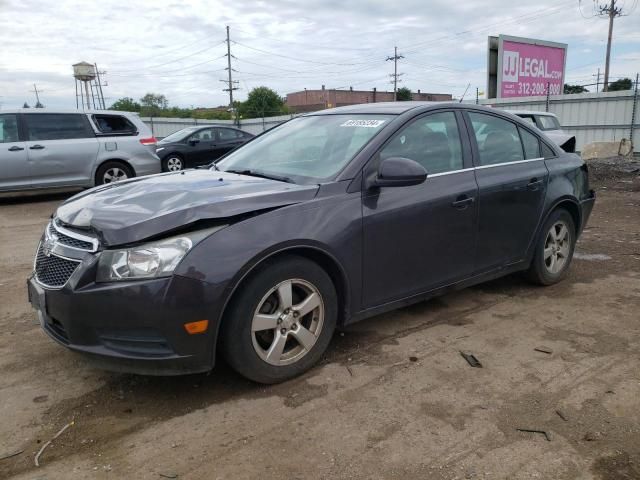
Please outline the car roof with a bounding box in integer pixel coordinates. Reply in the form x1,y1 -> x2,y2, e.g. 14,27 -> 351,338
0,108 -> 139,116
509,110 -> 557,117
308,101 -> 445,115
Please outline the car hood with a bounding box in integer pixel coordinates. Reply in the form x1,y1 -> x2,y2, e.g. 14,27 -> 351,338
56,170 -> 319,246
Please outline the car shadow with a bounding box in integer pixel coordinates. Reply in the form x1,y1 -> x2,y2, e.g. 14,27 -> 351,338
0,188 -> 81,205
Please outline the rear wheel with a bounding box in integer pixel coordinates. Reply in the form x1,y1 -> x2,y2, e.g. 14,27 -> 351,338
526,209 -> 576,285
95,161 -> 133,185
162,155 -> 184,172
221,255 -> 337,384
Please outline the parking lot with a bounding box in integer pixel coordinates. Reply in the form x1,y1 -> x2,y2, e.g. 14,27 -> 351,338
1,174 -> 639,480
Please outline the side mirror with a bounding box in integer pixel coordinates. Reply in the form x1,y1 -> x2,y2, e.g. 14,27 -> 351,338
370,157 -> 427,188
189,138 -> 200,146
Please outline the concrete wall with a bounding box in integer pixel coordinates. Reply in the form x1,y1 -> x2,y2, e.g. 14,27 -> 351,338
479,90 -> 639,153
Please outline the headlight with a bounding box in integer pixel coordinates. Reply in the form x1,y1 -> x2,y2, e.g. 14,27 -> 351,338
96,227 -> 224,282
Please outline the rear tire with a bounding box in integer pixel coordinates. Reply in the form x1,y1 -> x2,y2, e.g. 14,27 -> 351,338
221,255 -> 337,384
95,161 -> 133,185
526,209 -> 576,286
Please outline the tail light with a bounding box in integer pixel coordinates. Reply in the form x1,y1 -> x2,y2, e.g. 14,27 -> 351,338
139,136 -> 157,146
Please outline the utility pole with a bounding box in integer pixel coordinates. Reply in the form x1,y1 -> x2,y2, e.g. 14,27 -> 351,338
31,84 -> 43,108
594,67 -> 601,92
386,46 -> 404,101
222,25 -> 239,112
595,0 -> 624,91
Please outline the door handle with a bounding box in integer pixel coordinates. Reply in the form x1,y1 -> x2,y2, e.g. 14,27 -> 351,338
29,144 -> 45,150
452,195 -> 475,209
8,146 -> 24,151
527,178 -> 543,190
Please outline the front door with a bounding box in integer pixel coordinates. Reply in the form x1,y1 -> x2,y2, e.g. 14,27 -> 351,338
0,113 -> 30,191
23,113 -> 99,188
186,128 -> 216,165
362,111 -> 478,308
466,111 -> 548,271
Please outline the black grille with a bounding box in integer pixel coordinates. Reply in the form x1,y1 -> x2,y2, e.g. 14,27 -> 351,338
35,245 -> 80,288
49,223 -> 94,250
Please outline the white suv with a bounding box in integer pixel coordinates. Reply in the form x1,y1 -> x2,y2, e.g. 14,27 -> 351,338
0,109 -> 161,192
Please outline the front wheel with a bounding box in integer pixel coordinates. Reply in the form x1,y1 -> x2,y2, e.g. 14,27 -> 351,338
221,255 -> 337,384
526,209 -> 576,285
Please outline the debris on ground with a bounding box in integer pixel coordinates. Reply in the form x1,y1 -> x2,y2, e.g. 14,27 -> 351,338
34,421 -> 75,467
0,450 -> 24,462
534,346 -> 553,354
159,472 -> 178,479
556,409 -> 568,422
516,428 -> 552,441
460,352 -> 482,368
584,431 -> 604,442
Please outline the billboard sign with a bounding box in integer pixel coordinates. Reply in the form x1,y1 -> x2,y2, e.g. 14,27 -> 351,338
488,35 -> 567,99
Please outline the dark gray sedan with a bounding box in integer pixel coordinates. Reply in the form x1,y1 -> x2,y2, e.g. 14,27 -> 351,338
28,102 -> 595,383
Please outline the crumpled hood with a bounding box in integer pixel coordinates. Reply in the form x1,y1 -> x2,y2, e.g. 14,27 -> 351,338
56,170 -> 319,246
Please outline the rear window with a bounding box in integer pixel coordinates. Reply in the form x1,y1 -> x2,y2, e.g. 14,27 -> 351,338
92,114 -> 137,135
217,128 -> 243,140
24,114 -> 94,141
537,115 -> 560,131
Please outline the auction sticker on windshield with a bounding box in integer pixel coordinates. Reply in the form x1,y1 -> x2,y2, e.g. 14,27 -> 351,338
340,119 -> 386,128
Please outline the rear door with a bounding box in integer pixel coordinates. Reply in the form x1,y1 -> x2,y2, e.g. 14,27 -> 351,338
465,111 -> 548,272
362,110 -> 478,307
24,113 -> 99,187
0,113 -> 30,190
214,128 -> 246,158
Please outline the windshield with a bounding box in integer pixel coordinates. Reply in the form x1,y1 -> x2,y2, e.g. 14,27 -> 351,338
159,127 -> 199,143
217,114 -> 392,182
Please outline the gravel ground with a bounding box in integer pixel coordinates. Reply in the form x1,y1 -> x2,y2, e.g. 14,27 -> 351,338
1,175 -> 639,480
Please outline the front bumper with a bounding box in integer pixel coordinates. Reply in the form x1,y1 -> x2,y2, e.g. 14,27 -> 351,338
27,272 -> 226,375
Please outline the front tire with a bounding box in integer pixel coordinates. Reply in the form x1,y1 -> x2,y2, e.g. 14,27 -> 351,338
526,209 -> 576,285
221,255 -> 337,384
162,155 -> 184,172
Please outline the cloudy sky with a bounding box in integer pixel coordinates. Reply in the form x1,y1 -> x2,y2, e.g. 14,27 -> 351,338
1,0 -> 639,110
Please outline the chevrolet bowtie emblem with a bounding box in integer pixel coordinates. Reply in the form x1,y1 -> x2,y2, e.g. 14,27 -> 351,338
43,234 -> 57,257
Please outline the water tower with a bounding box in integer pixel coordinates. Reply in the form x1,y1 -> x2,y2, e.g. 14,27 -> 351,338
73,61 -> 106,110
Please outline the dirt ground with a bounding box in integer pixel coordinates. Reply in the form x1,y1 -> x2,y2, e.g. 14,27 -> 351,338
1,176 -> 639,480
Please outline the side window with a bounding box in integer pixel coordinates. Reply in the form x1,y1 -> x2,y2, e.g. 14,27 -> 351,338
24,114 -> 93,141
518,127 -> 541,159
518,115 -> 536,126
0,114 -> 19,143
93,115 -> 137,135
468,112 -> 524,166
537,115 -> 560,131
191,128 -> 214,141
541,142 -> 556,159
379,111 -> 463,175
217,128 -> 241,141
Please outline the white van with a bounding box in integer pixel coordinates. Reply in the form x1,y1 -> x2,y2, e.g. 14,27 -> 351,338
0,109 -> 161,191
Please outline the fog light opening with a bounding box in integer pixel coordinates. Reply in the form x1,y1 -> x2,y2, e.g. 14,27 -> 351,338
184,320 -> 209,335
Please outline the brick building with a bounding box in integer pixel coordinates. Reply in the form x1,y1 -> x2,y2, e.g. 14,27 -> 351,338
286,86 -> 452,112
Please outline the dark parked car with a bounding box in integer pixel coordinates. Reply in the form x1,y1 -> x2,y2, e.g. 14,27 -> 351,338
28,102 -> 595,383
156,125 -> 253,171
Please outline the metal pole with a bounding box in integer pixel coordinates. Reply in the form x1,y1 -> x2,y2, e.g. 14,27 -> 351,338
545,82 -> 551,112
226,26 -> 233,110
393,46 -> 398,100
630,73 -> 639,151
596,68 -> 601,93
603,0 -> 616,92
84,81 -> 91,110
476,87 -> 479,105
75,79 -> 79,109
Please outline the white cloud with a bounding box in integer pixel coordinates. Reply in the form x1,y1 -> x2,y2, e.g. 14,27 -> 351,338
0,0 -> 638,109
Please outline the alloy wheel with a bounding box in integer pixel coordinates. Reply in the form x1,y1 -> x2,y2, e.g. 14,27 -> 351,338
544,220 -> 571,274
166,157 -> 183,171
251,278 -> 324,366
103,167 -> 128,183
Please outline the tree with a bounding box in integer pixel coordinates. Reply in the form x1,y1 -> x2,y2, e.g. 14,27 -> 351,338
110,97 -> 141,112
563,84 -> 589,94
139,93 -> 169,116
238,86 -> 285,118
396,87 -> 412,101
607,78 -> 633,91
22,102 -> 30,108
35,101 -> 44,108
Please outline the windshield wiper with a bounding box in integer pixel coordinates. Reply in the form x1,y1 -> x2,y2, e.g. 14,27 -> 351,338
225,169 -> 293,184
